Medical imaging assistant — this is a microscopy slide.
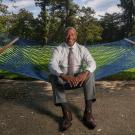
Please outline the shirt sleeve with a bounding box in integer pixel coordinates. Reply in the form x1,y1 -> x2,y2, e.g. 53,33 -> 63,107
83,47 -> 96,73
48,47 -> 63,76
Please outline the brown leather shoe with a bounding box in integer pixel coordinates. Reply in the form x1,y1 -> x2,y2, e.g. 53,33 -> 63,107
61,110 -> 72,131
83,110 -> 96,129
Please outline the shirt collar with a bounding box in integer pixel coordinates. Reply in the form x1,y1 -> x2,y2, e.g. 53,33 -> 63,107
65,42 -> 77,49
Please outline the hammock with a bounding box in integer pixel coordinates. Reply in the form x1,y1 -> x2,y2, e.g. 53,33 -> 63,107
0,34 -> 135,82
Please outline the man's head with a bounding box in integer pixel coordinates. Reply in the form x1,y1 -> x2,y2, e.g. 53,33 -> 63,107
65,27 -> 77,47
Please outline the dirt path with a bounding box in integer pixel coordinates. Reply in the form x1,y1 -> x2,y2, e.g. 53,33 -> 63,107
0,80 -> 135,135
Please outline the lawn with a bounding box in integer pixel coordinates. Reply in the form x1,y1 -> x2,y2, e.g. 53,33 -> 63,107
104,68 -> 135,80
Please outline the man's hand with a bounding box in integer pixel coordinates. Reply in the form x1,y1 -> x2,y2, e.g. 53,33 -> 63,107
59,74 -> 80,87
76,71 -> 90,86
59,71 -> 90,87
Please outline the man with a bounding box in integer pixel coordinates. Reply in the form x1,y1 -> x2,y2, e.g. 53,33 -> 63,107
49,27 -> 96,131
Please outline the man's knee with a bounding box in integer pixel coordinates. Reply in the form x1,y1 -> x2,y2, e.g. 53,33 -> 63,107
48,74 -> 57,83
49,74 -> 65,87
84,72 -> 95,85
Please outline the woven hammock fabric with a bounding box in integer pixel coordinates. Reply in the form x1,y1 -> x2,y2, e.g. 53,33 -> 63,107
0,36 -> 135,81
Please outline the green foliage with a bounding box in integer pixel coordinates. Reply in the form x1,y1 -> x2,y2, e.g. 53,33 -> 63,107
0,0 -> 135,45
0,16 -> 8,32
9,9 -> 38,39
77,7 -> 103,45
34,0 -> 79,44
0,3 -> 10,33
100,13 -> 123,42
118,0 -> 135,36
34,0 -> 52,45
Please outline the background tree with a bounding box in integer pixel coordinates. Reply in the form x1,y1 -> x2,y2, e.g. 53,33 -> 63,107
34,0 -> 78,44
1,0 -> 135,45
118,0 -> 135,36
77,7 -> 103,45
100,13 -> 123,42
50,0 -> 79,42
35,0 -> 52,45
0,3 -> 11,32
9,9 -> 36,39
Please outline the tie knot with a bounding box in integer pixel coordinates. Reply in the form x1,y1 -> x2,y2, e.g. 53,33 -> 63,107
69,47 -> 73,51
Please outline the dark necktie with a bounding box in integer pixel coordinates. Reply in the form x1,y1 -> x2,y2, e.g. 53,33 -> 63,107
68,47 -> 74,75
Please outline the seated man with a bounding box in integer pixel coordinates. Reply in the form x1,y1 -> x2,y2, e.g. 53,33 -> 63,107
49,27 -> 96,131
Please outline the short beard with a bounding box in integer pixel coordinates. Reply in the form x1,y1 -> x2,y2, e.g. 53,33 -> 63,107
66,41 -> 75,46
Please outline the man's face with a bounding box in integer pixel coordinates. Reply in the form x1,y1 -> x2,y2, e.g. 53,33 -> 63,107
65,28 -> 77,47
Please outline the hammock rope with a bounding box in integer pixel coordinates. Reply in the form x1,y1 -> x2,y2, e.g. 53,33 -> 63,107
0,34 -> 135,81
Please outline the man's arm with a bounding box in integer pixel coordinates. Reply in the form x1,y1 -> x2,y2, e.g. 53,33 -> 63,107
49,47 -> 63,76
75,47 -> 96,86
82,47 -> 96,73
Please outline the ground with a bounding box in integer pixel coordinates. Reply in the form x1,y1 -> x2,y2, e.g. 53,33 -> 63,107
0,80 -> 135,135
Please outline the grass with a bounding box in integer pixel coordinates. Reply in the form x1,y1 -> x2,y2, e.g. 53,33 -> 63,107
104,68 -> 135,80
0,70 -> 35,80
